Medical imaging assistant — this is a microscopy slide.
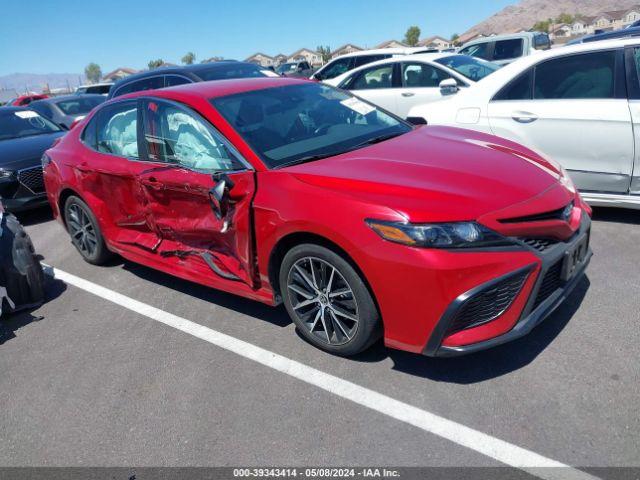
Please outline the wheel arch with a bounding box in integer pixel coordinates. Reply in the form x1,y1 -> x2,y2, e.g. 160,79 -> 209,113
267,232 -> 380,315
57,187 -> 85,230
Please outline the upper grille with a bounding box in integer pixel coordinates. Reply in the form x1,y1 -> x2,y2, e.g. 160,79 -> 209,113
446,269 -> 530,336
499,202 -> 573,224
17,166 -> 45,193
532,259 -> 564,310
519,237 -> 559,252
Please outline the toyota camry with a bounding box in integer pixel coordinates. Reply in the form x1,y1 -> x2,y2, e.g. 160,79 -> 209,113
43,78 -> 591,356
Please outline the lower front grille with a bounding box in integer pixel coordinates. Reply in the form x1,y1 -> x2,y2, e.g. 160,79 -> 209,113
532,259 -> 564,310
17,166 -> 45,193
446,269 -> 530,336
519,237 -> 559,252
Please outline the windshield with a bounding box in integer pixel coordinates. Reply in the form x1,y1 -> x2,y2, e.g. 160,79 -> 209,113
211,83 -> 411,169
276,63 -> 297,74
0,109 -> 62,141
55,96 -> 105,115
196,63 -> 271,81
435,55 -> 500,82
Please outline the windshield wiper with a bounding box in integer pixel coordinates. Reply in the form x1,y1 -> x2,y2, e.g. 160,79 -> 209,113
276,152 -> 339,169
351,132 -> 404,149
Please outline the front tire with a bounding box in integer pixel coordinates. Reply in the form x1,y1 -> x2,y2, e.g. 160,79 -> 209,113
64,196 -> 112,265
280,244 -> 380,356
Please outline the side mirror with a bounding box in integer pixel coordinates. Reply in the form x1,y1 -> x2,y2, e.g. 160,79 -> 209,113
208,173 -> 235,222
439,78 -> 459,96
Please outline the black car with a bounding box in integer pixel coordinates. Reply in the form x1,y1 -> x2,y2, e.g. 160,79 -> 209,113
107,61 -> 274,99
567,26 -> 640,45
0,107 -> 65,211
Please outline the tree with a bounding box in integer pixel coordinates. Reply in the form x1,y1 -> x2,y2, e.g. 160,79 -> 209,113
316,46 -> 332,64
450,33 -> 460,46
556,12 -> 574,24
403,26 -> 421,47
148,59 -> 164,70
182,52 -> 196,65
532,19 -> 552,33
84,63 -> 102,84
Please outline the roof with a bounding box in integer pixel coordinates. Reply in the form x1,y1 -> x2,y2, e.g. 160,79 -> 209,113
245,52 -> 274,60
289,48 -> 317,57
109,61 -> 249,86
418,36 -> 450,46
119,77 -> 308,102
375,40 -> 408,48
330,44 -> 363,55
102,67 -> 138,78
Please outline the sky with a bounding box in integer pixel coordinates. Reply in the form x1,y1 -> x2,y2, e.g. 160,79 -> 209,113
0,0 -> 515,76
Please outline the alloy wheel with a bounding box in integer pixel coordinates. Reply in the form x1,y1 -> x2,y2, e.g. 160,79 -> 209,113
67,203 -> 98,257
287,257 -> 359,346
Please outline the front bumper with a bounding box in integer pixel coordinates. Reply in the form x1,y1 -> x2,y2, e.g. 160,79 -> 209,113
0,167 -> 49,212
425,214 -> 592,357
1,193 -> 49,212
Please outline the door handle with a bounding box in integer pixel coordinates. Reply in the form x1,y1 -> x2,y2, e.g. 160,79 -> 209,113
401,92 -> 415,97
512,111 -> 538,123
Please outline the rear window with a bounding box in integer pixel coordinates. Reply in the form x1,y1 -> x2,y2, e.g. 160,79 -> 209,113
196,63 -> 269,81
55,96 -> 105,115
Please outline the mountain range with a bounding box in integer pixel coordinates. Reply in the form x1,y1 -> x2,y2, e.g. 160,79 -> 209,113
0,73 -> 85,94
461,0 -> 640,39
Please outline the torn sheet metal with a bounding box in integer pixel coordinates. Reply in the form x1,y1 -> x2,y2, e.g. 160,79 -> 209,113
0,210 -> 45,316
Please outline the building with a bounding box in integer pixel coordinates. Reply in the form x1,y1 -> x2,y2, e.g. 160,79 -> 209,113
375,40 -> 407,49
245,53 -> 274,67
549,23 -> 572,39
273,54 -> 288,66
202,56 -> 225,63
330,44 -> 363,59
288,48 -> 323,67
102,67 -> 138,82
417,36 -> 452,49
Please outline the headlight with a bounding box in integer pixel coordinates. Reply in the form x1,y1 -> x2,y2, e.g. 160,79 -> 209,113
0,169 -> 14,180
366,219 -> 514,249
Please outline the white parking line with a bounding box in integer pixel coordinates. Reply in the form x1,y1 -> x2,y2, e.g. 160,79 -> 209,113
49,266 -> 598,480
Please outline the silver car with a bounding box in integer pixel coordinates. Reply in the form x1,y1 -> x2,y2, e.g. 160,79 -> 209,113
28,94 -> 105,129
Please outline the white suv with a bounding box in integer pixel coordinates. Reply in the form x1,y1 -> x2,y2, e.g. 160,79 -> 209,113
407,38 -> 640,209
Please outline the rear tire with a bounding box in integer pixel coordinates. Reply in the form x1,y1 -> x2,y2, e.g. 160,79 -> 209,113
64,196 -> 112,265
0,213 -> 45,316
280,244 -> 381,356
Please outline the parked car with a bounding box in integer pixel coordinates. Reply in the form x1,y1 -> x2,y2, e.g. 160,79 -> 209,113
29,94 -> 105,129
0,205 -> 45,317
75,83 -> 113,95
8,94 -> 49,107
311,47 -> 437,82
0,107 -> 65,211
329,53 -> 500,118
459,32 -> 551,66
44,78 -> 591,357
566,26 -> 640,45
107,62 -> 275,99
275,60 -> 314,78
407,38 -> 640,209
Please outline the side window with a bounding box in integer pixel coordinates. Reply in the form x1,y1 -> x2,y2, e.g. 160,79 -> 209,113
533,34 -> 551,50
317,58 -> 353,80
493,39 -> 524,61
402,62 -> 450,87
354,54 -> 386,68
113,76 -> 164,98
81,115 -> 98,148
142,100 -> 242,172
493,68 -> 534,101
95,102 -> 139,158
350,64 -> 394,90
533,51 -> 616,99
165,75 -> 191,87
459,43 -> 492,61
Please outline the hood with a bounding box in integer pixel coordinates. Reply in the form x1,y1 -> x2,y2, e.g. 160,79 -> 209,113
284,126 -> 566,223
0,132 -> 65,171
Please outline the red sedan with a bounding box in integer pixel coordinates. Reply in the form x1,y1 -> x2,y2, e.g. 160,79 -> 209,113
43,78 -> 592,356
9,94 -> 49,106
